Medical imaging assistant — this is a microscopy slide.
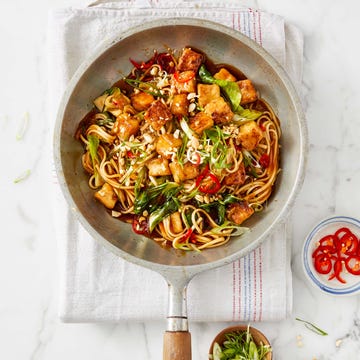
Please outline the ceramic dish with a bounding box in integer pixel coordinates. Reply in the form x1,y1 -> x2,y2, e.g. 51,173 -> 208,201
303,215 -> 360,295
209,325 -> 272,360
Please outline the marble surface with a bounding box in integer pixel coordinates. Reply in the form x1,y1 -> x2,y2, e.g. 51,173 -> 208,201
2,0 -> 360,359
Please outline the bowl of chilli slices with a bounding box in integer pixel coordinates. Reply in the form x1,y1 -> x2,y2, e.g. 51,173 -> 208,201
209,324 -> 272,360
303,216 -> 360,295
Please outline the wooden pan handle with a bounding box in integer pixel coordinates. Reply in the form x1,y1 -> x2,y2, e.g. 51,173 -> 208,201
163,331 -> 191,360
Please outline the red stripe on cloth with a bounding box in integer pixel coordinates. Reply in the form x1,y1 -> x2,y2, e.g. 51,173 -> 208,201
238,259 -> 242,320
232,261 -> 236,320
253,248 -> 257,321
249,8 -> 257,43
257,10 -> 263,46
259,245 -> 263,321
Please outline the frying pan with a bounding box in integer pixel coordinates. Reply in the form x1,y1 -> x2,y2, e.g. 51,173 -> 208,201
54,18 -> 307,359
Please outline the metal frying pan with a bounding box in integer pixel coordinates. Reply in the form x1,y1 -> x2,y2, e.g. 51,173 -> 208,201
54,18 -> 307,359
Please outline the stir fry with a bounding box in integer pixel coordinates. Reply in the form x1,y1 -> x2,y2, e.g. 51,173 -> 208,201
76,47 -> 281,251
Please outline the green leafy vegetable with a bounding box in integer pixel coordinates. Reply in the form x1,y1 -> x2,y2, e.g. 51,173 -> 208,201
198,64 -> 241,111
134,182 -> 180,216
148,197 -> 180,232
295,318 -> 328,336
233,109 -> 262,122
199,194 -> 241,225
210,325 -> 271,360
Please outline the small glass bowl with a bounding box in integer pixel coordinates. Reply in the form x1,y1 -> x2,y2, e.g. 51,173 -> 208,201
302,215 -> 360,295
208,325 -> 272,360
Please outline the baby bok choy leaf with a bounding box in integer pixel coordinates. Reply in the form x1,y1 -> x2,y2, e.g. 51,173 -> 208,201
148,197 -> 180,232
134,182 -> 181,232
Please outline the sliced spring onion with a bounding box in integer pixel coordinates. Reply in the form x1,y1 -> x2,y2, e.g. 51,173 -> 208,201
16,112 -> 29,140
179,116 -> 196,139
14,169 -> 31,183
295,317 -> 328,336
211,223 -> 249,237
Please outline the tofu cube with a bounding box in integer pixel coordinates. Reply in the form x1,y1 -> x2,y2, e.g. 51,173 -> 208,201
172,77 -> 197,94
170,212 -> 183,233
147,158 -> 172,176
169,162 -> 199,183
204,98 -> 234,124
237,79 -> 258,105
94,183 -> 117,209
197,84 -> 221,108
156,134 -> 183,159
226,202 -> 254,225
223,163 -> 246,186
188,111 -> 214,135
170,94 -> 189,116
112,114 -> 140,141
237,121 -> 263,151
131,91 -> 154,111
177,48 -> 203,72
144,100 -> 173,130
214,68 -> 237,82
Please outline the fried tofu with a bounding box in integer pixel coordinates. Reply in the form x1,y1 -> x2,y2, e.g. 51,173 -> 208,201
170,94 -> 189,116
237,121 -> 263,151
172,77 -> 197,94
156,134 -> 183,159
223,163 -> 246,186
94,183 -> 117,209
214,68 -> 237,82
188,111 -> 214,135
237,79 -> 258,105
170,212 -> 183,233
144,100 -> 173,130
204,98 -> 234,124
112,114 -> 140,141
226,202 -> 254,225
197,84 -> 221,108
169,162 -> 200,183
177,48 -> 203,72
147,157 -> 172,176
131,91 -> 154,111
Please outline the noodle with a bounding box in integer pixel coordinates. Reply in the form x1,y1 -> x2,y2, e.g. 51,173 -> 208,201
76,47 -> 281,251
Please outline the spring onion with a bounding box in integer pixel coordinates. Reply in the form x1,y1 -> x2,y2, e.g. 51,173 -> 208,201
295,318 -> 328,336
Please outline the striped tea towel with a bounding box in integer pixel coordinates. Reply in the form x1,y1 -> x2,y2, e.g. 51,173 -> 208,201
48,0 -> 303,322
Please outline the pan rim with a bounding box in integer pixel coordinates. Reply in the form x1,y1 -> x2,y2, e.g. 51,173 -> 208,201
53,17 -> 308,277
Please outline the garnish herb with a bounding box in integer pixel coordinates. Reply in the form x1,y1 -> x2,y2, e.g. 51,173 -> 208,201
125,78 -> 165,98
210,325 -> 271,360
295,318 -> 328,336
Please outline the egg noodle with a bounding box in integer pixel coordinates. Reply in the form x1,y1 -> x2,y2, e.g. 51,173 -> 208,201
76,47 -> 281,251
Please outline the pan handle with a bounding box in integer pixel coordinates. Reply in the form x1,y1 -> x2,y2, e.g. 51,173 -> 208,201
163,281 -> 192,360
163,331 -> 191,360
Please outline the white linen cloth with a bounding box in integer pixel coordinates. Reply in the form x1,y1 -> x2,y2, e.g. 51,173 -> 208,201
48,0 -> 303,322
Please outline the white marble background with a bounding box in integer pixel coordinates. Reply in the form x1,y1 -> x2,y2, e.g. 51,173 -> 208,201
2,0 -> 360,359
